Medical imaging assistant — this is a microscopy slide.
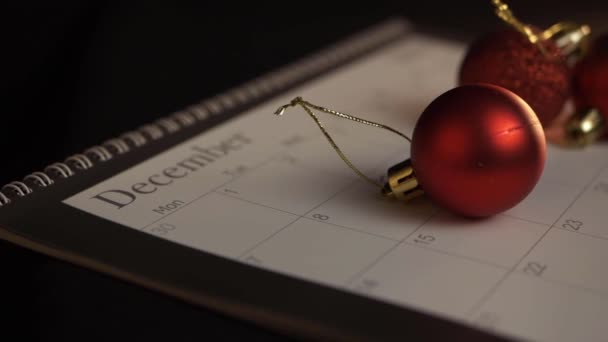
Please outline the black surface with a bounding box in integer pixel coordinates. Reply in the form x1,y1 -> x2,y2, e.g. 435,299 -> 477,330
2,4 -> 397,340
2,1 -> 608,341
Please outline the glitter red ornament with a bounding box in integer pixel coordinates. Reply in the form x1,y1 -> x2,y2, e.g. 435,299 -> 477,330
566,33 -> 608,145
276,84 -> 546,218
409,84 -> 546,217
458,28 -> 571,127
573,34 -> 608,114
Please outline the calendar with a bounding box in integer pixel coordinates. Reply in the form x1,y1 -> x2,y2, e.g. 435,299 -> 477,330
64,33 -> 608,342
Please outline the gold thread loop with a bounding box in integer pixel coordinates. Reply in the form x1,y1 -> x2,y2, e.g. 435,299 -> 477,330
274,97 -> 411,189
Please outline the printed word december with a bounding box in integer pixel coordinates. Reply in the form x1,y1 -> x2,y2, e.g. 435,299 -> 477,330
91,133 -> 252,209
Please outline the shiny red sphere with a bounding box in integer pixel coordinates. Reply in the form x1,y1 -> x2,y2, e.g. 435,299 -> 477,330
459,29 -> 570,127
573,34 -> 608,121
411,84 -> 546,217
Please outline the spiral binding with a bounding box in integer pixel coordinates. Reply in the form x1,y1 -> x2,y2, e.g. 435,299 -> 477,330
0,19 -> 408,207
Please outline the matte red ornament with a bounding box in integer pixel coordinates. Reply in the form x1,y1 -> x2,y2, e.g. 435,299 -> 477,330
275,84 -> 546,219
572,34 -> 608,123
410,84 -> 546,217
458,29 -> 571,127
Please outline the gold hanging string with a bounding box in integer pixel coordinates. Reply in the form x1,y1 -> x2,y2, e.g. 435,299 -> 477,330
274,97 -> 411,189
492,1 -> 591,61
541,22 -> 580,41
491,0 -> 549,55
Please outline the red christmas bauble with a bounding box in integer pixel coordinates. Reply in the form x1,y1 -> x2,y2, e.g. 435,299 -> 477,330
411,84 -> 546,217
573,34 -> 608,121
459,28 -> 570,127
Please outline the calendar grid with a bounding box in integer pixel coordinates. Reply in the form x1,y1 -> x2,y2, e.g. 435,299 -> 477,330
215,188 -> 402,243
513,267 -> 608,298
216,177 -> 526,285
140,153 -> 291,231
402,241 -> 512,271
214,188 -> 302,217
499,213 -> 549,227
136,131 -> 608,336
236,177 -> 362,260
555,227 -> 608,242
466,163 -> 608,319
547,164 -> 608,229
64,31 -> 608,341
146,142 -> 608,314
345,212 -> 437,286
301,215 -> 401,242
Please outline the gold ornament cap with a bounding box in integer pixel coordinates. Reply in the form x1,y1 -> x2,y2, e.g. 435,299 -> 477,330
543,22 -> 591,62
565,108 -> 606,147
381,159 -> 424,201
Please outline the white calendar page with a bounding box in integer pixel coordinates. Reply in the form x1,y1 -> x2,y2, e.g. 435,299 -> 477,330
64,33 -> 608,342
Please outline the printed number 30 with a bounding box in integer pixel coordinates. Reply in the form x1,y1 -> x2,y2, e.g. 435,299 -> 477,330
150,223 -> 176,235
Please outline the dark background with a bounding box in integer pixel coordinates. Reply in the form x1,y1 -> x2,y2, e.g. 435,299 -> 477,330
1,1 -> 607,340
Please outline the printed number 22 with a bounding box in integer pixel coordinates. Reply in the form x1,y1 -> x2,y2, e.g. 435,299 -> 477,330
562,219 -> 583,231
524,262 -> 547,276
